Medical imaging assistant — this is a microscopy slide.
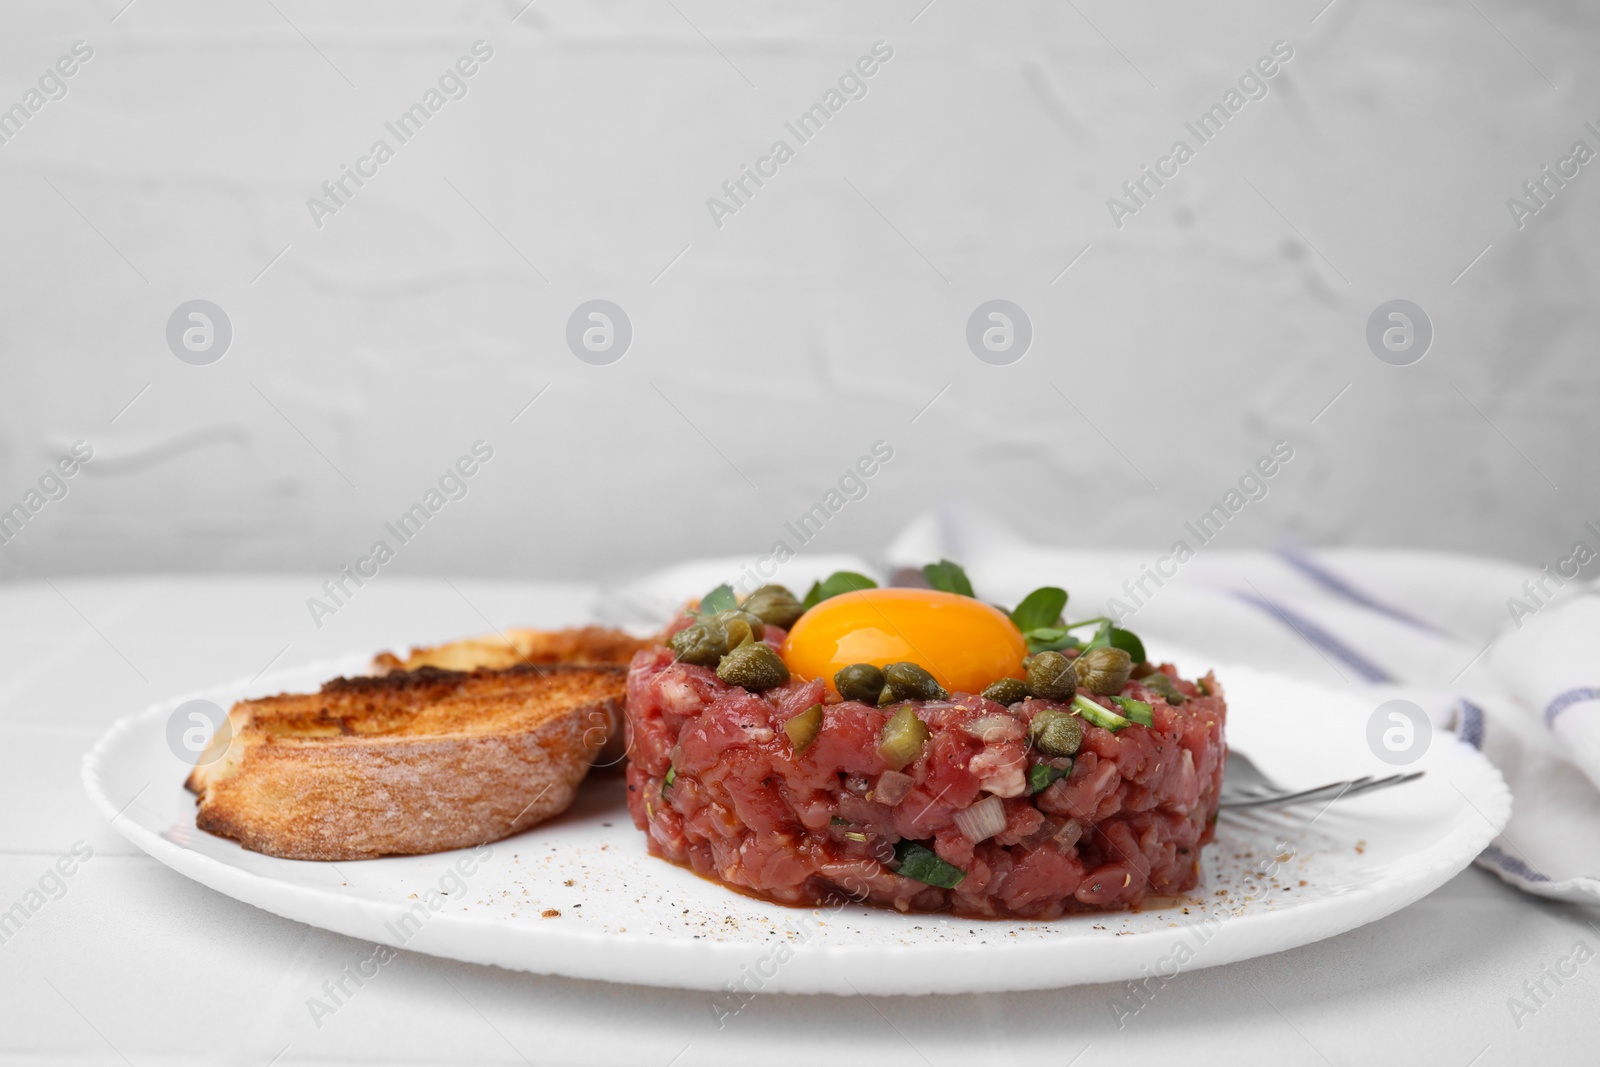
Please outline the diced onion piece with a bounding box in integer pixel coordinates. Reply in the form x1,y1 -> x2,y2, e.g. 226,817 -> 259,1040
962,714 -> 1024,742
1019,815 -> 1062,850
836,792 -> 893,826
874,770 -> 916,806
1053,819 -> 1085,852
878,705 -> 929,771
953,795 -> 1007,843
784,703 -> 824,752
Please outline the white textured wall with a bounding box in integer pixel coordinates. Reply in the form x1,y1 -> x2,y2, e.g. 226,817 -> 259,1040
1,0 -> 1596,586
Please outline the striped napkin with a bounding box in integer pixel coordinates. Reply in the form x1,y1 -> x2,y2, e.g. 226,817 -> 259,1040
884,506 -> 1600,905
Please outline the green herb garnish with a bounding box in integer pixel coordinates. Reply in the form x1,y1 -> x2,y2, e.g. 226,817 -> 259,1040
661,767 -> 677,795
1010,586 -> 1067,632
695,584 -> 738,616
801,571 -> 878,608
892,840 -> 966,888
1014,588 -> 1075,652
1082,619 -> 1147,664
922,559 -> 975,597
1022,626 -> 1080,655
1028,763 -> 1071,794
1110,695 -> 1154,727
830,816 -> 851,826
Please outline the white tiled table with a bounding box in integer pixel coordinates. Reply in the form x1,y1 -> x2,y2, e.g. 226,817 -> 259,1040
2,577 -> 1595,1066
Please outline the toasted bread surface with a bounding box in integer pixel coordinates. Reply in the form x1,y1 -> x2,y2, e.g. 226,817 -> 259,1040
373,625 -> 653,673
373,626 -> 653,766
188,665 -> 624,861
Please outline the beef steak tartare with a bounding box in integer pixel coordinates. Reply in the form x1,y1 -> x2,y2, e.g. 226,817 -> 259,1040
623,567 -> 1227,918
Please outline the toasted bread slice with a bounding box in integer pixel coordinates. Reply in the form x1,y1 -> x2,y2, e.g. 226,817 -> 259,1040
373,625 -> 654,673
374,626 -> 654,766
187,665 -> 624,861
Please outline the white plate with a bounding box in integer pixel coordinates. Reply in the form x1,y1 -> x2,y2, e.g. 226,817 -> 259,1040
82,648 -> 1509,996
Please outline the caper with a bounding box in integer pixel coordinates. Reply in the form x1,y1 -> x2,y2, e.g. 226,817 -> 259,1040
835,663 -> 887,704
707,609 -> 765,640
1074,646 -> 1133,696
981,677 -> 1030,706
1028,708 -> 1083,757
743,585 -> 806,629
716,642 -> 790,691
1025,652 -> 1078,702
881,662 -> 948,703
722,616 -> 756,651
668,622 -> 728,666
1141,671 -> 1186,705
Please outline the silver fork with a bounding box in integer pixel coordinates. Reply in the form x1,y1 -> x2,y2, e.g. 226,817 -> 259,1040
1220,750 -> 1425,810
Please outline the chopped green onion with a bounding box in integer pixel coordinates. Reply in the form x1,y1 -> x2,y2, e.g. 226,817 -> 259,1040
843,831 -> 867,843
695,584 -> 738,616
1072,693 -> 1129,733
784,704 -> 824,752
1028,762 -> 1071,794
922,559 -> 975,597
661,766 -> 677,795
830,815 -> 851,826
877,704 -> 929,771
1010,586 -> 1068,633
801,571 -> 878,609
1197,678 -> 1212,696
892,840 -> 965,888
1110,695 -> 1154,727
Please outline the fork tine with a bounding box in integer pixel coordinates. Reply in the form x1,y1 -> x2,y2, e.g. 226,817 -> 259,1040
1221,780 -> 1364,809
1219,770 -> 1426,810
1339,771 -> 1426,797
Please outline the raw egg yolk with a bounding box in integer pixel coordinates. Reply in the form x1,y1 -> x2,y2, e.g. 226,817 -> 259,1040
783,588 -> 1027,697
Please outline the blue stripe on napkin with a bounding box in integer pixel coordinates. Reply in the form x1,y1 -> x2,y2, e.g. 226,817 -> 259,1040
1277,545 -> 1450,637
1457,700 -> 1486,750
1232,591 -> 1395,684
1479,844 -> 1550,883
1544,687 -> 1600,728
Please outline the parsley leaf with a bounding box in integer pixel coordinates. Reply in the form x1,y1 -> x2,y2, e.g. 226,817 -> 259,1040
695,584 -> 738,616
801,571 -> 877,609
1022,626 -> 1080,655
1083,619 -> 1147,664
1010,586 -> 1068,632
921,559 -> 975,597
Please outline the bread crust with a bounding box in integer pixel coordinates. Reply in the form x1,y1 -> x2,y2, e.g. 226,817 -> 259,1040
187,665 -> 625,861
373,625 -> 654,673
